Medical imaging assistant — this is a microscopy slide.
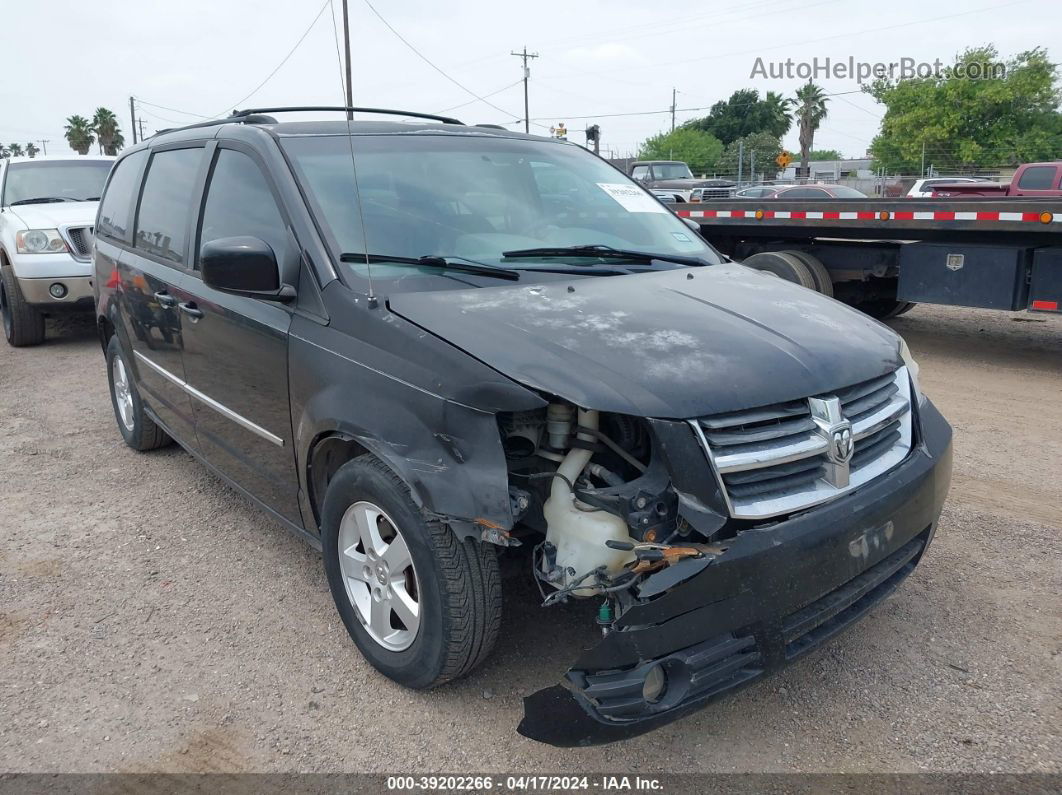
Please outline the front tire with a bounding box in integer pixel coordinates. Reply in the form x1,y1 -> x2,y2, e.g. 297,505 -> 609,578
322,455 -> 501,689
0,266 -> 46,347
106,335 -> 172,451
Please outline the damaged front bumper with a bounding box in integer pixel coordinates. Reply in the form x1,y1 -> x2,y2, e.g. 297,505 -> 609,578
518,399 -> 953,747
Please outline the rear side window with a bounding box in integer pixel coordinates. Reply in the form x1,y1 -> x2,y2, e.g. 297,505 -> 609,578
1016,166 -> 1057,190
781,187 -> 829,198
197,149 -> 289,268
97,151 -> 147,243
135,148 -> 203,264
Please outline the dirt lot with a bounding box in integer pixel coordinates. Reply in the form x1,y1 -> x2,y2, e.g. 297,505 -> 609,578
0,305 -> 1059,774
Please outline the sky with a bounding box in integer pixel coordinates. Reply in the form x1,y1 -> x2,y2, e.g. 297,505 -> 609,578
0,0 -> 1056,162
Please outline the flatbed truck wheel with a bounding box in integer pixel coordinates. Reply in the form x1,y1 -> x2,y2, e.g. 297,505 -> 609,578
785,251 -> 834,297
741,251 -> 817,290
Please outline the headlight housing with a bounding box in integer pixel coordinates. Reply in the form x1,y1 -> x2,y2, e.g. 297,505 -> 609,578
15,229 -> 69,255
898,337 -> 924,404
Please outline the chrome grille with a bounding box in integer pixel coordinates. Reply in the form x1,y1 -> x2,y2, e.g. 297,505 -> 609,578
691,367 -> 913,519
63,226 -> 93,261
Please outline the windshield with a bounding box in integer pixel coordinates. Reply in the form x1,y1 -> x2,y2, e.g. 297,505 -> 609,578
829,186 -> 868,198
281,134 -> 720,282
651,163 -> 694,180
2,160 -> 112,205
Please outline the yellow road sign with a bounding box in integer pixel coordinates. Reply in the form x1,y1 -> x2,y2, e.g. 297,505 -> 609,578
776,151 -> 792,168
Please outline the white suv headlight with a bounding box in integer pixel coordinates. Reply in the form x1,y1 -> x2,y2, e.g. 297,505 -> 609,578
15,229 -> 70,255
898,337 -> 924,404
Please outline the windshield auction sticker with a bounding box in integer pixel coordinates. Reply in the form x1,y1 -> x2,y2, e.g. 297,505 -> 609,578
596,182 -> 668,213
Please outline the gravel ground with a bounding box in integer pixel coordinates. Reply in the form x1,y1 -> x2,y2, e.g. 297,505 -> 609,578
0,305 -> 1059,774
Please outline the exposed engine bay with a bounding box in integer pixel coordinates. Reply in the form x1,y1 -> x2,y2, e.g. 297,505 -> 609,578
498,401 -> 723,619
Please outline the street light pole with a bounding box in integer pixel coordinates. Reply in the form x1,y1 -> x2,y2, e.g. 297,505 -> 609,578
129,96 -> 137,145
511,47 -> 539,133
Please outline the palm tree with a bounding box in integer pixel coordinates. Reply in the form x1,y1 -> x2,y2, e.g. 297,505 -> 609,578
763,91 -> 794,138
8,143 -> 23,157
65,115 -> 95,155
0,144 -> 8,158
25,142 -> 39,158
91,107 -> 124,155
793,82 -> 829,173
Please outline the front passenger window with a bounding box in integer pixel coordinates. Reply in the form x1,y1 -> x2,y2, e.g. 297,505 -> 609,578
198,149 -> 289,268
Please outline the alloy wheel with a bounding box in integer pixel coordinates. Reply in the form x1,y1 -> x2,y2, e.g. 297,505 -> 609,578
338,501 -> 421,651
111,353 -> 135,431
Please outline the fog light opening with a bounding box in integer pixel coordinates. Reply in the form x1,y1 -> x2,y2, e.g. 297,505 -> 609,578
642,664 -> 667,704
49,283 -> 68,299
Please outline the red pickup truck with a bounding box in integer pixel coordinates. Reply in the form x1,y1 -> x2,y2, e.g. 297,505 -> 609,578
931,162 -> 1062,197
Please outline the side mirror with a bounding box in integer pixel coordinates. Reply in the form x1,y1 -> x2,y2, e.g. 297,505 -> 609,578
200,236 -> 294,301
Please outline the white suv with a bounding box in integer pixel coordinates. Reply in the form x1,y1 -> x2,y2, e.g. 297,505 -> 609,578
0,155 -> 114,346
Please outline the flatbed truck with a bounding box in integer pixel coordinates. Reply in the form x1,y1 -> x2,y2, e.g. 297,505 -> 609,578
677,198 -> 1062,318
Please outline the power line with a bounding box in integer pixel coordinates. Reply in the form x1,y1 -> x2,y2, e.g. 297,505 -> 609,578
362,0 -> 532,125
435,80 -> 523,114
213,0 -> 332,117
134,98 -> 212,120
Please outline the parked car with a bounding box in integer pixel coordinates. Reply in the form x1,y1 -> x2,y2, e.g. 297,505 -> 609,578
771,184 -> 868,199
930,162 -> 1062,197
0,155 -> 114,346
733,185 -> 782,199
906,177 -> 997,198
94,108 -> 952,746
629,160 -> 735,201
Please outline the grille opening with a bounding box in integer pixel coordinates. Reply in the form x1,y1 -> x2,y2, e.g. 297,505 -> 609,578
694,368 -> 913,520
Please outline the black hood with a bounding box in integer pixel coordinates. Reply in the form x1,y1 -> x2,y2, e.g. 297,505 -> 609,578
388,264 -> 903,419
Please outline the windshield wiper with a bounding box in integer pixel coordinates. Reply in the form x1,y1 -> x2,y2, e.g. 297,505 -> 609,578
339,253 -> 520,281
501,244 -> 708,268
8,197 -> 76,206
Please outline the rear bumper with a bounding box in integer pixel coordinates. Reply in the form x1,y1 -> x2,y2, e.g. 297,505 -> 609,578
518,399 -> 953,747
18,275 -> 94,309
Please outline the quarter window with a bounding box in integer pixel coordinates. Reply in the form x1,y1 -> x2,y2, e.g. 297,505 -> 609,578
135,148 -> 203,264
198,149 -> 289,268
98,150 -> 147,243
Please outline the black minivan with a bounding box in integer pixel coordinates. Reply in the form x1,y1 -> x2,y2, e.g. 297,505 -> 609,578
94,108 -> 952,746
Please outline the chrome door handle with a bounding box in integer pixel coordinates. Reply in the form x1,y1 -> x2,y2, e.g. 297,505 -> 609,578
178,301 -> 204,319
153,291 -> 177,308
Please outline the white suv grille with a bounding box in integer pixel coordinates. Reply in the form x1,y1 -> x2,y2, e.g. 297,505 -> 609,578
691,368 -> 914,519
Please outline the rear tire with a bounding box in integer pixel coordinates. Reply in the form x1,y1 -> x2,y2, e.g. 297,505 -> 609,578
106,335 -> 172,451
854,299 -> 910,319
785,250 -> 834,297
741,251 -> 817,290
0,266 -> 46,347
322,455 -> 501,689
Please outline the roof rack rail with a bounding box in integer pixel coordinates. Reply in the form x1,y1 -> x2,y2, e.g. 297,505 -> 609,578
230,106 -> 464,125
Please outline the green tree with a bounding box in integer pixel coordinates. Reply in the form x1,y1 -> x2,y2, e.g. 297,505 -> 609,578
92,107 -> 125,155
687,89 -> 792,145
794,82 -> 829,171
0,144 -> 8,158
64,115 -> 95,155
803,149 -> 844,161
714,131 -> 783,181
7,143 -> 23,157
867,46 -> 1062,173
638,126 -> 724,174
25,142 -> 39,158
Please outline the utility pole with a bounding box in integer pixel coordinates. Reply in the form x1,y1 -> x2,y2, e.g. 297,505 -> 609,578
342,0 -> 354,119
137,119 -> 146,142
37,139 -> 49,156
750,150 -> 756,184
920,140 -> 926,177
737,140 -> 744,184
670,88 -> 677,132
511,47 -> 539,133
129,96 -> 137,145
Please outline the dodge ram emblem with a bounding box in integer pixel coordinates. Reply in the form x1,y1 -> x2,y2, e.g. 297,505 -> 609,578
829,425 -> 854,464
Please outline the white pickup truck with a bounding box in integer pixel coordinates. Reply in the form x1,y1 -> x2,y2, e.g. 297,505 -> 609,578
0,155 -> 114,346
